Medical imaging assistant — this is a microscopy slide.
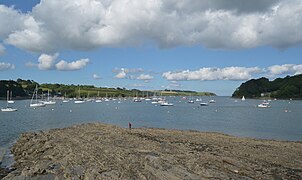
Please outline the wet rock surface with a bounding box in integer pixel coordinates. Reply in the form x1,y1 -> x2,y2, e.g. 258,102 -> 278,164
3,123 -> 302,179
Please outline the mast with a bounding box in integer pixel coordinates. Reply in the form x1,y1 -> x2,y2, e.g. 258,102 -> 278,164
31,85 -> 37,104
78,88 -> 81,99
36,86 -> 38,102
6,90 -> 9,108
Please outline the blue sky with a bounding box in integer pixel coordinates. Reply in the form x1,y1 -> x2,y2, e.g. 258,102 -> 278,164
1,0 -> 302,95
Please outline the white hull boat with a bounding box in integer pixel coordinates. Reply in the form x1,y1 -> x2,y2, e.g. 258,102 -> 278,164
1,107 -> 17,112
209,99 -> 216,103
30,85 -> 45,108
44,101 -> 56,105
30,103 -> 46,107
160,102 -> 174,106
44,90 -> 56,105
200,102 -> 208,106
74,100 -> 85,104
258,103 -> 270,108
1,90 -> 18,112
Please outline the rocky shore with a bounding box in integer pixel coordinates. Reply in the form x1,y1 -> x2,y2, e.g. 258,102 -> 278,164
3,123 -> 302,179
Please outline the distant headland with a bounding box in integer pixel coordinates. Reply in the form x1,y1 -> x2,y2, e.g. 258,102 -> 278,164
232,74 -> 302,99
0,79 -> 215,99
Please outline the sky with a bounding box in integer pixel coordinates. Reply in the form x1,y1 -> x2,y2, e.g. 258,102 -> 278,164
0,0 -> 302,95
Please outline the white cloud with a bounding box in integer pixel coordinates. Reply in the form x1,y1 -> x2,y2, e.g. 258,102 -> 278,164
1,0 -> 302,52
93,73 -> 101,79
0,62 -> 15,71
55,58 -> 90,71
113,68 -> 144,74
113,68 -> 145,79
0,44 -> 5,55
37,53 -> 58,70
137,74 -> 154,81
0,5 -> 25,39
162,67 -> 263,81
267,64 -> 302,76
27,53 -> 89,71
114,68 -> 127,79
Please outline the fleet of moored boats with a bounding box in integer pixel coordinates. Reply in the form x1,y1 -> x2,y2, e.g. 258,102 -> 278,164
0,89 -> 289,113
1,83 -> 282,113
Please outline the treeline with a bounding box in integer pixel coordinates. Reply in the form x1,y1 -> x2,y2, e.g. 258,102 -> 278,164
162,89 -> 215,96
0,80 -> 28,98
0,79 -> 147,98
232,74 -> 302,99
0,79 -> 215,99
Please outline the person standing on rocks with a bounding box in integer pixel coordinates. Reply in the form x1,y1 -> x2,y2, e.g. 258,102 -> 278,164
128,122 -> 132,130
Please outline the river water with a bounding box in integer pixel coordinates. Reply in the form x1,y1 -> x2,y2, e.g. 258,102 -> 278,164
1,96 -> 302,165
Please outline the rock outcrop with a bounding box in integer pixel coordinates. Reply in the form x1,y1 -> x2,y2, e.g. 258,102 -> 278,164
4,123 -> 302,179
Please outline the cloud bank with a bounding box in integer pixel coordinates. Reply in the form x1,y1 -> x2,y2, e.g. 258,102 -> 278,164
1,0 -> 302,53
136,74 -> 154,81
162,64 -> 302,81
267,64 -> 302,76
163,67 -> 263,81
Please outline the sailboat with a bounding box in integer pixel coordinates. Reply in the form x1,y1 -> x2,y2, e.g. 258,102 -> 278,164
95,91 -> 102,103
200,102 -> 208,106
86,92 -> 94,102
74,88 -> 85,104
209,99 -> 216,103
7,91 -> 14,104
44,90 -> 56,105
104,92 -> 110,102
242,96 -> 246,101
133,92 -> 141,102
160,101 -> 174,106
187,94 -> 194,103
62,92 -> 69,103
195,97 -> 202,102
1,90 -> 17,112
145,92 -> 151,101
30,85 -> 45,107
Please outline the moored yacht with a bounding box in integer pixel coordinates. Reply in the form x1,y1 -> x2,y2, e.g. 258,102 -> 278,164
30,85 -> 45,107
1,90 -> 17,112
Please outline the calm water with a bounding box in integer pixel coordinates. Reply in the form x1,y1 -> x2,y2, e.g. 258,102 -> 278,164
1,96 -> 302,163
